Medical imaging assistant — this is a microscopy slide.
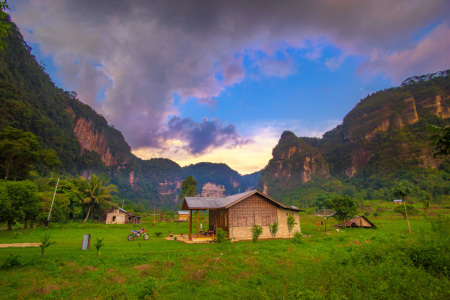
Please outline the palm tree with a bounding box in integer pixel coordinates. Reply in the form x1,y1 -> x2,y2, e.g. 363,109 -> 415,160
82,174 -> 117,223
392,181 -> 412,234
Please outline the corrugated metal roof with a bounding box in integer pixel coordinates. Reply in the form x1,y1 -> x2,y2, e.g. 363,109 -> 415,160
183,190 -> 300,211
177,210 -> 190,215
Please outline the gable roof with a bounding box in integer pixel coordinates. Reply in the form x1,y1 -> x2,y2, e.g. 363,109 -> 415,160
182,190 -> 301,211
107,207 -> 140,217
345,215 -> 376,228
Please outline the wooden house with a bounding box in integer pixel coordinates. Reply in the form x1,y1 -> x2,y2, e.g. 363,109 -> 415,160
181,190 -> 301,240
343,215 -> 376,228
105,208 -> 141,224
177,210 -> 190,221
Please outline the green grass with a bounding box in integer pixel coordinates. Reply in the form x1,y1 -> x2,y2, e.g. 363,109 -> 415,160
0,213 -> 449,299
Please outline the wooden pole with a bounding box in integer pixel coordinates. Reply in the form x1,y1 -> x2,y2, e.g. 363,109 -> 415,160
196,210 -> 199,238
46,178 -> 59,228
189,210 -> 192,240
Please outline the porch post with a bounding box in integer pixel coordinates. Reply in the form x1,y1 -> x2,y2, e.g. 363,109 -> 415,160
196,210 -> 200,238
189,210 -> 192,240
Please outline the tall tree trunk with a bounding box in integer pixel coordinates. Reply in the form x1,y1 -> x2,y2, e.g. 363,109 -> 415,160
84,206 -> 91,223
7,221 -> 12,231
4,160 -> 12,181
23,219 -> 28,229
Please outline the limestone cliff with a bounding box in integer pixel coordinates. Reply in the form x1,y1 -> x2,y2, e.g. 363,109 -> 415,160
66,107 -> 131,167
259,131 -> 329,193
259,71 -> 450,196
201,182 -> 226,197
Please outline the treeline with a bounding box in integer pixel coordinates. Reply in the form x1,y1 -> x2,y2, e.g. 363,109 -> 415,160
0,175 -> 118,231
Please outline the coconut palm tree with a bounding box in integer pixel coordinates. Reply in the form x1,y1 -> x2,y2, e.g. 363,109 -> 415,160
392,180 -> 412,234
82,174 -> 117,223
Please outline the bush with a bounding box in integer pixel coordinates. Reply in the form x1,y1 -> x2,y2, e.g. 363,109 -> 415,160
292,231 -> 303,244
216,228 -> 227,243
268,222 -> 278,238
2,254 -> 22,269
373,212 -> 379,217
155,232 -> 163,237
251,224 -> 263,243
364,211 -> 370,217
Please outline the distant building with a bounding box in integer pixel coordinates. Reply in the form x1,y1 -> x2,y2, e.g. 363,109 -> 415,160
342,215 -> 376,228
105,208 -> 141,224
177,210 -> 190,221
182,190 -> 301,240
393,199 -> 403,204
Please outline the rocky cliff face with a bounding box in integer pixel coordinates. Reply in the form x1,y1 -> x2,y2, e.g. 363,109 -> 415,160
259,131 -> 329,193
66,107 -> 131,167
259,73 -> 450,196
201,182 -> 226,197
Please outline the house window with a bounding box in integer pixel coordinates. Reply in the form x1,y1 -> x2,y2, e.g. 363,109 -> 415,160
128,217 -> 132,221
112,216 -> 116,222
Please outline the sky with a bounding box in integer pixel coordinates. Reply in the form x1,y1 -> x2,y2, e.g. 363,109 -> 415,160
8,0 -> 450,174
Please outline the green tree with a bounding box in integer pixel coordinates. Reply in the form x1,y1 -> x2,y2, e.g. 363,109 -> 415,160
82,174 -> 117,223
179,175 -> 197,199
392,181 -> 413,233
0,0 -> 11,50
327,195 -> 358,228
429,125 -> 450,158
0,180 -> 38,230
0,127 -> 40,181
0,127 -> 60,181
287,214 -> 297,237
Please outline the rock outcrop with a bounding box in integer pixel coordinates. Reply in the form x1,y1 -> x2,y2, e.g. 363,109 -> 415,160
201,183 -> 226,197
259,75 -> 450,196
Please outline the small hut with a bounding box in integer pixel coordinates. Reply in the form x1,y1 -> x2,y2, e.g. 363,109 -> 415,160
182,190 -> 301,240
105,208 -> 141,224
177,210 -> 190,221
344,215 -> 376,228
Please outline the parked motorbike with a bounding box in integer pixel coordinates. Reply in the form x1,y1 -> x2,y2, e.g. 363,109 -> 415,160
127,227 -> 149,241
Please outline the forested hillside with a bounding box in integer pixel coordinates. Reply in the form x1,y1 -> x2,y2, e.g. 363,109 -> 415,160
0,15 -> 259,210
259,71 -> 450,208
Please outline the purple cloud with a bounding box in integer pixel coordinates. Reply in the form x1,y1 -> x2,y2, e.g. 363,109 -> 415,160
163,116 -> 252,154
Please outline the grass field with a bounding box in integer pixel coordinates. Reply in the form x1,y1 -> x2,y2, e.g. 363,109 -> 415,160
0,210 -> 449,299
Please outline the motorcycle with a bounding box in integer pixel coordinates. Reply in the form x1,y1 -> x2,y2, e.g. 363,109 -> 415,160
127,227 -> 149,241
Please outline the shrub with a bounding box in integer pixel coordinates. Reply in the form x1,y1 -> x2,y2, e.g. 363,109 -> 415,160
364,211 -> 370,217
373,212 -> 379,217
94,238 -> 104,257
216,228 -> 227,243
39,233 -> 56,258
2,254 -> 22,269
251,224 -> 263,243
155,232 -> 163,237
292,231 -> 303,244
287,215 -> 297,237
268,222 -> 278,238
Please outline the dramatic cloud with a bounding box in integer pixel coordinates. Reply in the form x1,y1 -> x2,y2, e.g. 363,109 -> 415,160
163,116 -> 251,154
359,22 -> 450,82
8,0 -> 450,161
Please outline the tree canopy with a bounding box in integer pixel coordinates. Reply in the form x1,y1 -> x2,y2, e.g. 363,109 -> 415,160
179,175 -> 197,199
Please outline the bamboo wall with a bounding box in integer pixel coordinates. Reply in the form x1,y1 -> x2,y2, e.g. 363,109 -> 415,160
228,194 -> 278,227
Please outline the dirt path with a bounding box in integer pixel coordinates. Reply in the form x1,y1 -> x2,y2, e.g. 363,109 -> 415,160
0,243 -> 40,248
